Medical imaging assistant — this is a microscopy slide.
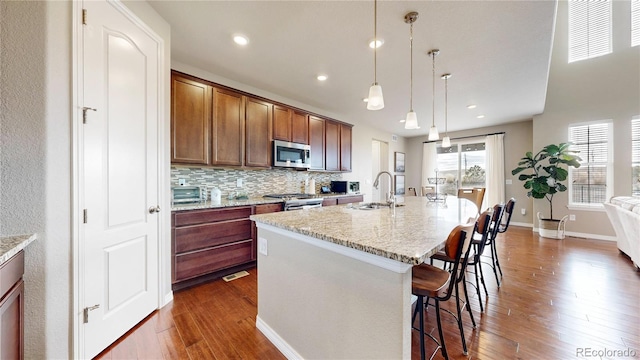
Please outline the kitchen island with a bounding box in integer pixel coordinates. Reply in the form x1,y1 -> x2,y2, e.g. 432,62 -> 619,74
250,196 -> 477,359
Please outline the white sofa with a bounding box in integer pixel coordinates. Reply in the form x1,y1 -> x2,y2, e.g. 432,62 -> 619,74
604,196 -> 640,269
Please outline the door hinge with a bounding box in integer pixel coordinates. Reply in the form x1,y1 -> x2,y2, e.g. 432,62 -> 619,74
83,304 -> 100,323
82,107 -> 97,124
82,9 -> 87,25
83,209 -> 88,224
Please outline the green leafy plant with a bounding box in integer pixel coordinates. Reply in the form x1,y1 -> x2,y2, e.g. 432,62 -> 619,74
511,143 -> 581,220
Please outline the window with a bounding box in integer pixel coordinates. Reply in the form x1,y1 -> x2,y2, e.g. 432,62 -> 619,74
434,142 -> 486,196
568,122 -> 612,206
633,0 -> 640,47
633,117 -> 640,195
568,0 -> 612,62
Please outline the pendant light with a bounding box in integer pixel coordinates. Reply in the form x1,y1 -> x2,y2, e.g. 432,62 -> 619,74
427,49 -> 440,140
441,73 -> 451,148
404,12 -> 419,130
367,0 -> 384,110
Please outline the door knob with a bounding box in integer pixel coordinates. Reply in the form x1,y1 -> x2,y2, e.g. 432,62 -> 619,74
148,206 -> 161,214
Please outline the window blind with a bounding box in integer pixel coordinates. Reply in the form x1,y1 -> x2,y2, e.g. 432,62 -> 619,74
568,123 -> 610,204
568,0 -> 612,62
633,0 -> 640,47
633,117 -> 640,195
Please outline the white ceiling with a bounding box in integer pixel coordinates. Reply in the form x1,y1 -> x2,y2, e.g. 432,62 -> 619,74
148,0 -> 557,138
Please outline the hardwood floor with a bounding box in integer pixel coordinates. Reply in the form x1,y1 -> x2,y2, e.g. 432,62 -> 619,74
95,226 -> 640,359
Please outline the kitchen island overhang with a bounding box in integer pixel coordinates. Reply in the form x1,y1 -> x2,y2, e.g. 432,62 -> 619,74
251,197 -> 477,359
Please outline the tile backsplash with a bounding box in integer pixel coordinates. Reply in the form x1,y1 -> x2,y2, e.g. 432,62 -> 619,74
171,166 -> 344,198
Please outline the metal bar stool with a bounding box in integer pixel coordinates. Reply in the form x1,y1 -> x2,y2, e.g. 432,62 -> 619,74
492,198 -> 516,279
412,223 -> 474,360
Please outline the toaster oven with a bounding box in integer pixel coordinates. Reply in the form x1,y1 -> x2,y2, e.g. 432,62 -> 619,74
171,186 -> 207,205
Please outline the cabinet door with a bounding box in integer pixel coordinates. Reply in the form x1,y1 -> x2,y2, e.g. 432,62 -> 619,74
308,116 -> 325,170
340,124 -> 352,172
171,74 -> 211,165
245,97 -> 272,167
291,111 -> 309,144
212,88 -> 244,166
272,105 -> 291,141
325,120 -> 340,171
0,281 -> 24,360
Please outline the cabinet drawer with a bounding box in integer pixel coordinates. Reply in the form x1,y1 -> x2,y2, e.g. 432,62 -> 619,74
174,206 -> 252,227
174,240 -> 253,282
322,198 -> 338,207
175,219 -> 251,253
254,203 -> 283,214
0,251 -> 24,300
337,195 -> 363,204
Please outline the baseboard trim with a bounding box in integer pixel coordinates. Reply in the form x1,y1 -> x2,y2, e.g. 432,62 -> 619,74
510,222 -> 533,228
529,227 -> 617,242
256,316 -> 303,360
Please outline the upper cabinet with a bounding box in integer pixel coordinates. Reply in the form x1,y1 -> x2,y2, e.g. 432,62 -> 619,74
308,116 -> 325,170
171,73 -> 211,165
273,106 -> 309,144
212,88 -> 244,166
245,97 -> 272,167
170,70 -> 352,171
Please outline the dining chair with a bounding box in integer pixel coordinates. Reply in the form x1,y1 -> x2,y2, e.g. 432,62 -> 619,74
407,187 -> 417,196
412,222 -> 475,360
421,186 -> 435,196
457,188 -> 485,215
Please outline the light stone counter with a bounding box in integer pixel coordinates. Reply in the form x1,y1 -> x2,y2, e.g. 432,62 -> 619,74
171,193 -> 364,212
0,234 -> 37,265
251,196 -> 477,265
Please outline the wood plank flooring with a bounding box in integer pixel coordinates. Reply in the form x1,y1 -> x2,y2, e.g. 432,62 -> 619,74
95,226 -> 640,359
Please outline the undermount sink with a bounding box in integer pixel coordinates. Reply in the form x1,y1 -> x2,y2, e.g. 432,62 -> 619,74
356,202 -> 405,210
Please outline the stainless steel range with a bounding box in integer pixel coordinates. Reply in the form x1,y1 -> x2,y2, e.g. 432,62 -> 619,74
263,193 -> 323,211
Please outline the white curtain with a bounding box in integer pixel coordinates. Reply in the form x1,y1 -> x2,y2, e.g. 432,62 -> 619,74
485,134 -> 505,208
422,142 -> 438,187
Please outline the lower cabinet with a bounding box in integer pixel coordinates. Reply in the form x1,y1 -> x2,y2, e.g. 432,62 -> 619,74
0,251 -> 24,360
172,203 -> 283,289
323,195 -> 364,207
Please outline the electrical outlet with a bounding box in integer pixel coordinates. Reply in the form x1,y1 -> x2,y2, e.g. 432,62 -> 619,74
521,208 -> 526,215
569,214 -> 576,221
506,179 -> 512,185
178,178 -> 186,186
258,237 -> 268,256
237,178 -> 243,188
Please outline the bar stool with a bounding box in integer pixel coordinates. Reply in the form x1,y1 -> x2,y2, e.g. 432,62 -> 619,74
412,223 -> 474,360
473,204 -> 505,288
469,206 -> 503,311
491,198 -> 516,279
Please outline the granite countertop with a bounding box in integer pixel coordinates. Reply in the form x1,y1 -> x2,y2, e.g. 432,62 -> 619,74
171,193 -> 364,212
0,234 -> 37,265
250,196 -> 478,265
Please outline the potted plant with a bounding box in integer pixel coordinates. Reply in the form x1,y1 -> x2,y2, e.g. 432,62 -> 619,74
511,143 -> 581,239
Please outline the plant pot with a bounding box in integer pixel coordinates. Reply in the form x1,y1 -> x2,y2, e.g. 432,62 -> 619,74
537,213 -> 569,239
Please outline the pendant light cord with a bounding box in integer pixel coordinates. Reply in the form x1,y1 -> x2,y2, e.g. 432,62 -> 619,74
409,22 -> 413,112
373,0 -> 377,85
431,52 -> 435,127
444,75 -> 448,135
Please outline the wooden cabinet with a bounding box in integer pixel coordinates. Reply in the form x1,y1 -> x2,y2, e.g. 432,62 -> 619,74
308,116 -> 325,170
172,207 -> 253,289
340,124 -> 352,172
252,203 -> 283,259
322,195 -> 363,207
245,97 -> 272,167
0,251 -> 24,360
291,111 -> 309,144
273,106 -> 309,145
322,198 -> 338,207
171,73 -> 211,165
212,88 -> 245,166
325,120 -> 340,171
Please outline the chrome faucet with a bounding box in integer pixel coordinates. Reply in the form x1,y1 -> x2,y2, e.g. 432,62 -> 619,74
373,171 -> 395,209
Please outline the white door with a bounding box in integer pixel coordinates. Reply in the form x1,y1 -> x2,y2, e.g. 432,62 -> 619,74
80,1 -> 159,357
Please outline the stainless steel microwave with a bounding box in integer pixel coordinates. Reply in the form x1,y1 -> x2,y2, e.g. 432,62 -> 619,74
273,140 -> 311,169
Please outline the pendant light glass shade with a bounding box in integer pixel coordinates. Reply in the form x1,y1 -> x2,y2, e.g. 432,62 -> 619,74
405,111 -> 419,129
428,125 -> 439,140
367,0 -> 384,111
367,83 -> 384,110
441,136 -> 451,148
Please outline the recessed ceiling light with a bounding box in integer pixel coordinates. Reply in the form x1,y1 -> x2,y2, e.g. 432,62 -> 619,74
369,39 -> 384,49
477,114 -> 485,119
233,35 -> 249,46
467,104 -> 477,109
317,75 -> 328,81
